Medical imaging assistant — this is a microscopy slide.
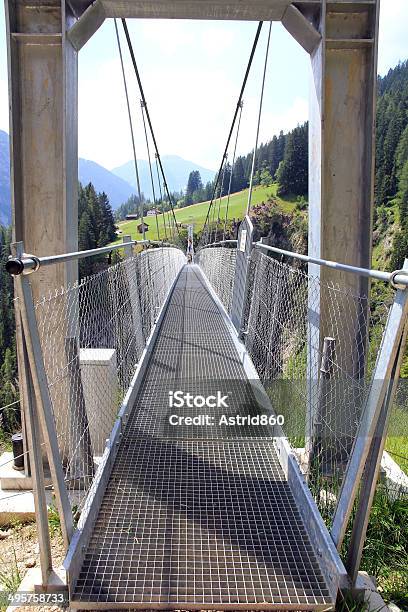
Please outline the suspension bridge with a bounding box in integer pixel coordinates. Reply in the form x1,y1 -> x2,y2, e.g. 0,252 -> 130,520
3,0 -> 407,609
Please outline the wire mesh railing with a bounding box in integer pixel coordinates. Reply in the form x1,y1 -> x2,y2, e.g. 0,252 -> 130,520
243,247 -> 392,524
33,246 -> 185,505
7,228 -> 407,591
196,238 -> 408,534
194,246 -> 237,315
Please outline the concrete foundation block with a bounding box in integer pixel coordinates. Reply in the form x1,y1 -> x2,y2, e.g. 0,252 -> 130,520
79,348 -> 118,456
0,452 -> 52,491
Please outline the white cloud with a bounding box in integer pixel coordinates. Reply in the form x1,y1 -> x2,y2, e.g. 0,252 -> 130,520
199,26 -> 236,58
78,52 -> 241,170
378,0 -> 408,75
140,20 -> 195,56
78,20 -> 309,170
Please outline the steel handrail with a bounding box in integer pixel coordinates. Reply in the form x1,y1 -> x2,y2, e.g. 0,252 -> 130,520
254,242 -> 408,289
6,240 -> 181,275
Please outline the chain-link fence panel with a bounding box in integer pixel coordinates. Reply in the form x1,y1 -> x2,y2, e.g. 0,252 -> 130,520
34,246 -> 185,510
242,248 -> 391,526
195,247 -> 237,315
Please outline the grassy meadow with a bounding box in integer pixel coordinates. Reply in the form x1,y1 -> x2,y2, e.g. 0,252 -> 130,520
112,184 -> 297,243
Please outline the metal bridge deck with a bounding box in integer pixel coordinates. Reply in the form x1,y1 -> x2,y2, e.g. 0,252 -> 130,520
72,266 -> 334,610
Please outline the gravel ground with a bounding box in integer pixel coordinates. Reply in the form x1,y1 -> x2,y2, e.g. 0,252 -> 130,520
0,521 -> 65,612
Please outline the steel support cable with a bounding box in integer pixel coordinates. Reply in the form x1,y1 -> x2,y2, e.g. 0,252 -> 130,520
200,21 -> 263,247
223,101 -> 243,241
114,19 -> 145,239
155,154 -> 168,240
246,21 -> 272,216
140,101 -> 160,240
214,156 -> 228,243
209,162 -> 220,243
121,19 -> 181,241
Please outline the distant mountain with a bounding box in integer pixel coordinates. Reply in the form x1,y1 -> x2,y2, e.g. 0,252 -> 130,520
78,158 -> 135,208
0,130 -> 11,226
0,132 -> 215,224
112,155 -> 215,199
0,133 -> 136,224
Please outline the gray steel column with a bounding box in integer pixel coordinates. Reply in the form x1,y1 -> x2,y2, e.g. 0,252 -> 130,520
6,0 -> 79,470
6,0 -> 78,299
306,0 -> 380,452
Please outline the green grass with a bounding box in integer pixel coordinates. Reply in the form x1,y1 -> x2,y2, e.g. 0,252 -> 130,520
0,547 -> 22,610
113,184 -> 297,243
355,486 -> 408,607
385,405 -> 408,474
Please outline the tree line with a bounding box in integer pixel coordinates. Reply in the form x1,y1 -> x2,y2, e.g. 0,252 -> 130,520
181,123 -> 308,209
114,123 -> 309,220
0,183 -> 118,431
78,183 -> 117,276
374,61 -> 408,270
0,225 -> 18,433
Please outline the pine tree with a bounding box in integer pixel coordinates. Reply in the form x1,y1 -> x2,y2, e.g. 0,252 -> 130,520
84,183 -> 102,247
276,123 -> 308,196
232,157 -> 247,192
268,135 -> 283,177
0,348 -> 19,431
0,226 -> 18,429
78,209 -> 96,277
98,192 -> 117,245
222,163 -> 232,197
277,131 -> 286,165
375,61 -> 408,207
186,171 -> 203,198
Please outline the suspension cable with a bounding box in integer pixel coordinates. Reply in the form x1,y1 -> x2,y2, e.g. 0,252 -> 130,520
214,156 -> 228,243
223,100 -> 244,241
114,19 -> 145,239
200,21 -> 263,246
155,154 -> 168,240
121,19 -> 181,241
140,101 -> 160,240
246,21 -> 272,216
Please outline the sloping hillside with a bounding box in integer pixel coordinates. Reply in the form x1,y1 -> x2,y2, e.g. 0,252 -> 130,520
113,184 -> 296,243
78,158 -> 135,208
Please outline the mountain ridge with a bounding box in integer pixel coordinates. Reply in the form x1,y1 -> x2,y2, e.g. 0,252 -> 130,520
111,155 -> 215,199
0,129 -> 216,225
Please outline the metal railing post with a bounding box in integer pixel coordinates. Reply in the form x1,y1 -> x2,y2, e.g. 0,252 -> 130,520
10,244 -> 31,478
331,259 -> 408,551
230,215 -> 254,335
307,337 -> 336,474
12,242 -> 52,584
123,235 -> 145,351
23,337 -> 53,581
14,242 -> 74,548
345,320 -> 408,583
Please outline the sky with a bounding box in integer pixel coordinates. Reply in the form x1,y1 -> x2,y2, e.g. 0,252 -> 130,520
0,1 -> 407,172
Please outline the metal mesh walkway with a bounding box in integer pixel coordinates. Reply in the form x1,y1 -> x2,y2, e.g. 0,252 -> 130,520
72,266 -> 334,610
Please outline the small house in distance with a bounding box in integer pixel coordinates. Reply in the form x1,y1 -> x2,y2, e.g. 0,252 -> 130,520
147,208 -> 161,216
137,222 -> 149,234
124,214 -> 149,234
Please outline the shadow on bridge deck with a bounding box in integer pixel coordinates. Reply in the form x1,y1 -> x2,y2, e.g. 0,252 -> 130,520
71,265 -> 334,610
